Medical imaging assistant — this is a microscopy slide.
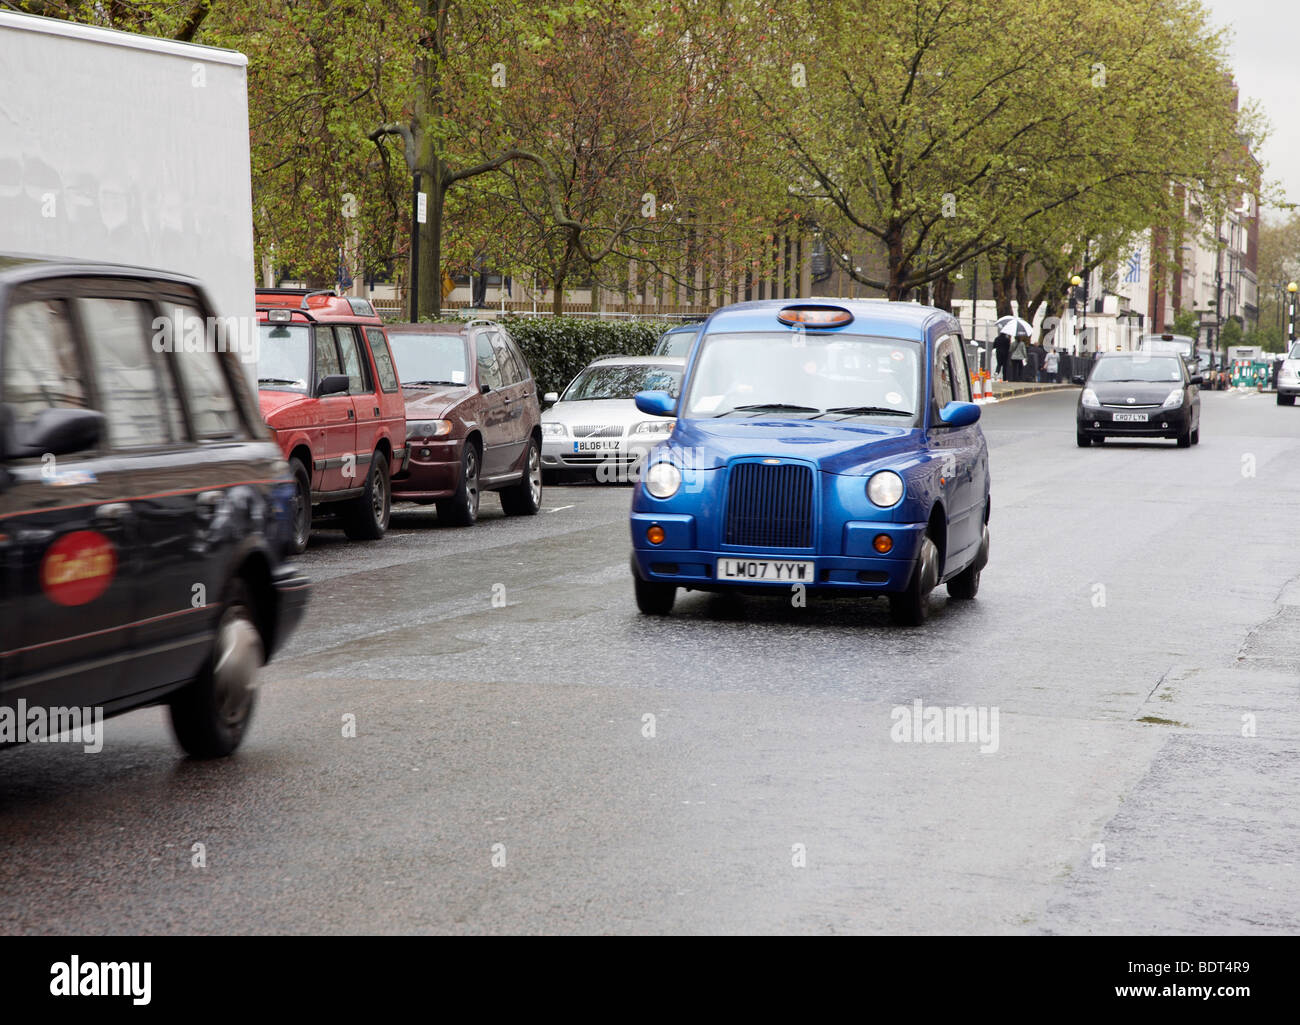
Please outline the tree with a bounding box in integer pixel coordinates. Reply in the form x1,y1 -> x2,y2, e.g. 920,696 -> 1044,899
744,0 -> 1258,302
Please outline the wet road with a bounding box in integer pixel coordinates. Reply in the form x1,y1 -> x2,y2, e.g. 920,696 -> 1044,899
3,387 -> 1298,934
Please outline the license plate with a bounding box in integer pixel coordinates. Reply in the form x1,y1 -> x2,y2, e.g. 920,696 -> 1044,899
575,440 -> 620,452
1112,412 -> 1148,422
717,558 -> 815,582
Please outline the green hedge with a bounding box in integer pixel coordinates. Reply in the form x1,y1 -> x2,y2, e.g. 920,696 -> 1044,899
498,317 -> 663,398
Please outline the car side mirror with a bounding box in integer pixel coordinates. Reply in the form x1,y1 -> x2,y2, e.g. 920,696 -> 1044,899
480,383 -> 492,394
1190,375 -> 1203,386
543,391 -> 559,404
635,390 -> 677,417
938,400 -> 981,428
1071,375 -> 1086,385
4,407 -> 105,459
316,374 -> 349,397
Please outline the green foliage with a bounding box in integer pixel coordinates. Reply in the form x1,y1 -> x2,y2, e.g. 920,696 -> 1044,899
1218,317 -> 1244,349
1172,308 -> 1199,336
492,316 -> 662,396
1245,324 -> 1286,353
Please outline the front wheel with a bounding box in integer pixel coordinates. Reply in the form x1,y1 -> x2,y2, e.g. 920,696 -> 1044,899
1176,425 -> 1192,448
634,574 -> 676,615
169,579 -> 264,758
341,452 -> 391,539
437,442 -> 480,526
1076,430 -> 1092,448
1278,393 -> 1295,406
890,534 -> 940,626
288,456 -> 312,554
501,438 -> 542,516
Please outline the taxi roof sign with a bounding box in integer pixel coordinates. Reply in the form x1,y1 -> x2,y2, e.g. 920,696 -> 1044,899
777,305 -> 853,328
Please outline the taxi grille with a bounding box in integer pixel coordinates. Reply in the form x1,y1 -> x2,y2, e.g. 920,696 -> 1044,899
724,463 -> 814,549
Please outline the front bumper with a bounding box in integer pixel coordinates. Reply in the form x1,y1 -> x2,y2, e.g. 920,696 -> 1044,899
542,436 -> 664,476
1078,405 -> 1190,437
269,563 -> 311,658
629,513 -> 925,592
392,437 -> 463,500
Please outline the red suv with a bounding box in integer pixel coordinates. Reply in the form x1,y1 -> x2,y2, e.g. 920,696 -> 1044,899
256,290 -> 407,552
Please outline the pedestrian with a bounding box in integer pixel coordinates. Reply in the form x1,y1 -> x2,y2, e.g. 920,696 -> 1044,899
1028,340 -> 1045,382
994,331 -> 1011,381
1009,334 -> 1028,382
1044,346 -> 1060,383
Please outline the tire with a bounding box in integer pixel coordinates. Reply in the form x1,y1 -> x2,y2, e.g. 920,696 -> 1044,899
1076,430 -> 1092,448
634,574 -> 676,615
1191,426 -> 1200,445
1278,393 -> 1294,406
500,438 -> 543,516
437,441 -> 480,526
169,579 -> 264,758
947,521 -> 987,600
890,533 -> 940,627
1176,425 -> 1192,448
288,456 -> 312,555
341,451 -> 390,540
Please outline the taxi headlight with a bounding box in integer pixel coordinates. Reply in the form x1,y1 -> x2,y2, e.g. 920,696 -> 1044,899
541,422 -> 566,437
1161,389 -> 1183,408
866,470 -> 904,507
645,461 -> 682,498
1081,388 -> 1101,408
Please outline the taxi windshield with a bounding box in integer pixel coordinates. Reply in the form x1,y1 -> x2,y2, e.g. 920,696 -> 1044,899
388,333 -> 469,386
257,324 -> 310,391
682,331 -> 921,421
563,363 -> 683,401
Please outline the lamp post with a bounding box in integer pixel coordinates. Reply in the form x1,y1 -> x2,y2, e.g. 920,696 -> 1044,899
1289,281 -> 1298,346
1070,274 -> 1084,353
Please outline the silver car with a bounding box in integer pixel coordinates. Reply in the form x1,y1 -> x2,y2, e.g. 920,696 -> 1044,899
541,355 -> 685,482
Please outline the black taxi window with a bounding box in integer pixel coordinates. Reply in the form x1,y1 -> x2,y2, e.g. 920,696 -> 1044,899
3,298 -> 88,433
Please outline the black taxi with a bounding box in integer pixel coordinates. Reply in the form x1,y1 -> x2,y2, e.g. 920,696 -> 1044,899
0,255 -> 309,758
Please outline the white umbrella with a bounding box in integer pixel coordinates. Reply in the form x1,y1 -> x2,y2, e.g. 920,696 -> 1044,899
995,315 -> 1034,337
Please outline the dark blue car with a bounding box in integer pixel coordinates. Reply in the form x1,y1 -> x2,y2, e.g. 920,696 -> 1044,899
629,299 -> 990,625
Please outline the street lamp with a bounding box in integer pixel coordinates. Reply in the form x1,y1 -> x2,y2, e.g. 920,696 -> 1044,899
1070,274 -> 1084,354
1288,281 -> 1298,345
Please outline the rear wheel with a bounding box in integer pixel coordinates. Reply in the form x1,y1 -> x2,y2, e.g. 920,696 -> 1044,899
287,457 -> 311,554
634,574 -> 676,615
1076,430 -> 1092,448
501,438 -> 542,516
890,534 -> 940,626
341,452 -> 390,539
437,442 -> 480,526
169,579 -> 263,758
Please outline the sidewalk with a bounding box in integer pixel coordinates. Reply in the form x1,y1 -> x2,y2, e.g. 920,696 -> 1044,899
988,380 -> 1077,400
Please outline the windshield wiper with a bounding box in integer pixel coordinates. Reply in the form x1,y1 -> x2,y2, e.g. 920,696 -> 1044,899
403,379 -> 461,387
717,403 -> 820,417
258,377 -> 302,386
821,406 -> 914,417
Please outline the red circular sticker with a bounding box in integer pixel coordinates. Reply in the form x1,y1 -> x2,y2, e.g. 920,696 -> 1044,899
891,351 -> 905,361
41,531 -> 117,607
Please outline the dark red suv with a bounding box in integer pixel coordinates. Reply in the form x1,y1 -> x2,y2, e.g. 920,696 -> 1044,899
256,290 -> 407,551
386,320 -> 542,525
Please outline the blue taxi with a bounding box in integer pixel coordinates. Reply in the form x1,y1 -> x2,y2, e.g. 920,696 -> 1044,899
629,299 -> 990,625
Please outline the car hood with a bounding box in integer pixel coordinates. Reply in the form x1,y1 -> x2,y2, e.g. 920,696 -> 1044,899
403,383 -> 474,417
543,398 -> 650,427
258,389 -> 311,424
668,418 -> 920,474
1087,380 -> 1182,405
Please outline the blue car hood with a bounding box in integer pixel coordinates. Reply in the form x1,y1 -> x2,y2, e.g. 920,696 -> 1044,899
669,418 -> 920,474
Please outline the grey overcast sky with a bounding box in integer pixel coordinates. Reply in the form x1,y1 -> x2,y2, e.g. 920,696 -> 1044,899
1202,0 -> 1296,216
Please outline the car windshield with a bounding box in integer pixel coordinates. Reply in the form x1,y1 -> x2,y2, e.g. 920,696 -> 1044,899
257,324 -> 310,391
655,330 -> 696,356
1290,342 -> 1300,359
682,331 -> 921,420
388,333 -> 469,386
1090,356 -> 1184,383
563,363 -> 683,401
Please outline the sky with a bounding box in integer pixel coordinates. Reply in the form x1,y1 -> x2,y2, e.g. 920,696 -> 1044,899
1201,0 -> 1297,217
